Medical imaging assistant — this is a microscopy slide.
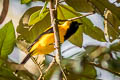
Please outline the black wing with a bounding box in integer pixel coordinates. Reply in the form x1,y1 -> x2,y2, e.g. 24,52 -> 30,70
15,27 -> 54,73
27,27 -> 53,51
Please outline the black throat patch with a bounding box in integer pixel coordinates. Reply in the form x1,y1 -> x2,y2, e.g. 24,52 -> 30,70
64,21 -> 81,40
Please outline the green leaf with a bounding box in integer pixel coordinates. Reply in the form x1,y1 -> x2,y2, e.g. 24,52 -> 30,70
16,71 -> 37,80
0,66 -> 21,80
0,21 -> 15,59
65,0 -> 94,12
69,26 -> 83,47
76,45 -> 99,59
104,10 -> 120,42
64,59 -> 97,80
21,0 -> 31,4
110,42 -> 120,51
83,45 -> 99,55
28,2 -> 49,26
90,0 -> 120,19
44,64 -> 58,80
17,6 -> 51,43
81,63 -> 97,80
58,5 -> 82,20
28,10 -> 41,25
0,57 -> 36,80
108,59 -> 120,73
82,17 -> 106,42
58,5 -> 83,47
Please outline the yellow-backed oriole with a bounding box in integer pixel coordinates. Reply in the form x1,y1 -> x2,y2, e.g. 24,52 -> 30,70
15,21 -> 81,73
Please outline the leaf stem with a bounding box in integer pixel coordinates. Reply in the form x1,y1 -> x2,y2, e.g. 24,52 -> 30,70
31,57 -> 43,80
59,12 -> 94,22
45,58 -> 56,73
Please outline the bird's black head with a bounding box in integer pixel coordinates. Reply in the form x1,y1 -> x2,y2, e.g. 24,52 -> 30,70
64,21 -> 82,40
70,21 -> 82,30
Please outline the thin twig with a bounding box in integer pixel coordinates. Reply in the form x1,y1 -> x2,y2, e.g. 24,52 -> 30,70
62,46 -> 77,54
58,0 -> 64,4
89,62 -> 120,77
45,58 -> 56,73
58,63 -> 67,80
104,9 -> 120,40
59,12 -> 95,22
31,57 -> 43,80
0,0 -> 9,24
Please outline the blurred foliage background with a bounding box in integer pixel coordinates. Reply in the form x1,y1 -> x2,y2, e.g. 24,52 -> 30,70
0,0 -> 120,80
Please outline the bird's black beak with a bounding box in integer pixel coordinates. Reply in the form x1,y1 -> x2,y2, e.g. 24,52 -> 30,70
78,23 -> 83,26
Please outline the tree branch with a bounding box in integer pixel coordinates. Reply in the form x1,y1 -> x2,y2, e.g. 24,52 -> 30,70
49,0 -> 62,62
89,62 -> 120,77
49,0 -> 67,80
0,0 -> 9,24
45,58 -> 56,73
59,12 -> 95,22
31,57 -> 43,80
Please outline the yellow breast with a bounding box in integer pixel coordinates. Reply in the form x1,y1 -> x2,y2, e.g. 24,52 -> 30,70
30,27 -> 66,55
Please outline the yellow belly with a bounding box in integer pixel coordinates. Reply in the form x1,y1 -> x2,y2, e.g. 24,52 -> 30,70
30,28 -> 66,55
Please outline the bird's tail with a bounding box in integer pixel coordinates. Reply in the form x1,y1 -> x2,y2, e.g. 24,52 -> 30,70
15,51 -> 33,73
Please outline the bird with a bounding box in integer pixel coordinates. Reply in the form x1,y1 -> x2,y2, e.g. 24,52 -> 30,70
15,21 -> 82,73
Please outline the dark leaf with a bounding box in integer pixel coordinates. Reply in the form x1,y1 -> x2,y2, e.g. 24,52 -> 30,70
64,59 -> 97,80
110,42 -> 120,51
81,17 -> 106,42
64,0 -> 94,12
44,64 -> 58,80
17,6 -> 51,43
0,57 -> 36,80
89,0 -> 120,19
108,59 -> 120,72
16,71 -> 37,80
0,66 -> 20,80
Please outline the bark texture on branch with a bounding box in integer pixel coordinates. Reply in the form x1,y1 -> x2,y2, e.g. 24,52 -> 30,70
49,0 -> 62,64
